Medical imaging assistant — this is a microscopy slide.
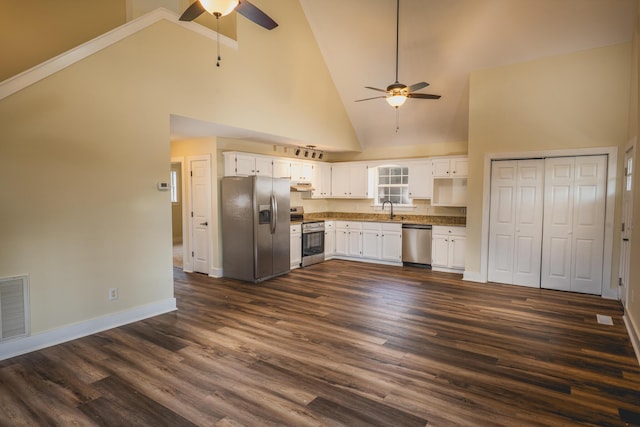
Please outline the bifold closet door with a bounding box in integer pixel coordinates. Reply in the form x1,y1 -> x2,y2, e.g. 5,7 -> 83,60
488,159 -> 544,287
541,156 -> 607,294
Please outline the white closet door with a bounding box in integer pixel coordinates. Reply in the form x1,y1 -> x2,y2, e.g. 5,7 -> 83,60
488,161 -> 517,284
571,156 -> 607,294
541,156 -> 606,294
513,160 -> 545,286
488,160 -> 544,287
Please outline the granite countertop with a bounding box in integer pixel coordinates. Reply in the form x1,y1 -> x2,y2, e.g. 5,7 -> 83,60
301,212 -> 466,227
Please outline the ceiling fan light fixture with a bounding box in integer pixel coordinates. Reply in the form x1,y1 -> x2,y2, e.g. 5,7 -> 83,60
387,94 -> 407,108
200,0 -> 239,17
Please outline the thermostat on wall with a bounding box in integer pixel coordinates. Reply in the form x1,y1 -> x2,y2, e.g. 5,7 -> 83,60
157,182 -> 169,191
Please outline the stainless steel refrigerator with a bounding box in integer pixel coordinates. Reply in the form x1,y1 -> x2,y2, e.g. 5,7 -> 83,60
221,175 -> 290,282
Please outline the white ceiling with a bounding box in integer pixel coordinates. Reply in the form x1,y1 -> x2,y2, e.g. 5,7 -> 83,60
173,0 -> 637,151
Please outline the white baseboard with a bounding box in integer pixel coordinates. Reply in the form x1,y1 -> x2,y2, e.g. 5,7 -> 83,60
601,284 -> 619,300
0,298 -> 177,361
463,270 -> 485,283
209,267 -> 223,278
623,312 -> 640,366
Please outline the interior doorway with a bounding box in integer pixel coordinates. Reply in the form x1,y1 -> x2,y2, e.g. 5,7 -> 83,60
171,160 -> 183,269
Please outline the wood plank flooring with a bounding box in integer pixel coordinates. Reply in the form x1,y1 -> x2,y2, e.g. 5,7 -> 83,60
1,260 -> 640,426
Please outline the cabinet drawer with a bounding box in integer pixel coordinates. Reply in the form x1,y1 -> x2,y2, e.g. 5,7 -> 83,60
382,223 -> 402,233
336,221 -> 362,230
362,222 -> 382,231
432,225 -> 465,236
291,224 -> 302,234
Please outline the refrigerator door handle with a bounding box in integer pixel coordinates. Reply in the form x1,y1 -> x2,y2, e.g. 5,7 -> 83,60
270,194 -> 277,234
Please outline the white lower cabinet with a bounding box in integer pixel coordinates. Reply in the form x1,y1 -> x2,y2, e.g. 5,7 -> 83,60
380,223 -> 402,262
324,221 -> 335,259
290,224 -> 301,269
431,226 -> 466,272
335,221 -> 361,256
362,223 -> 381,259
334,221 -> 401,265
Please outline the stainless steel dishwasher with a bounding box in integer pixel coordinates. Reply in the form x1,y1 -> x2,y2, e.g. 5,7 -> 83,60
402,224 -> 432,267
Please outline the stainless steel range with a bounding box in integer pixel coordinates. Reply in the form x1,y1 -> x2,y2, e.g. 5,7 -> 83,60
290,206 -> 325,267
301,220 -> 325,266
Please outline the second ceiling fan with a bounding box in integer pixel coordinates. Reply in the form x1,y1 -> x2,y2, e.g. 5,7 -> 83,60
179,0 -> 278,66
179,0 -> 277,30
356,0 -> 441,108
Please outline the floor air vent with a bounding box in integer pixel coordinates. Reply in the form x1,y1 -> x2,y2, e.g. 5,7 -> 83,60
0,275 -> 30,341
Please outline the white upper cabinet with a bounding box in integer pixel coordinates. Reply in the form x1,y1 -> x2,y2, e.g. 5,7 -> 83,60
290,161 -> 313,183
407,160 -> 433,199
332,163 -> 369,198
431,156 -> 468,206
432,157 -> 468,178
310,163 -> 331,198
272,158 -> 291,178
224,152 -> 273,177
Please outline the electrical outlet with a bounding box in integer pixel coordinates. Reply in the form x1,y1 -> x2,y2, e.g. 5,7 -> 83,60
108,288 -> 118,301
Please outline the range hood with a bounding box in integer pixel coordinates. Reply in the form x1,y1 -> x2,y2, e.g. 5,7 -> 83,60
290,182 -> 315,192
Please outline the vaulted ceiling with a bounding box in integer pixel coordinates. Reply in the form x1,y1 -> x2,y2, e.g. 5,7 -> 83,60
299,0 -> 636,149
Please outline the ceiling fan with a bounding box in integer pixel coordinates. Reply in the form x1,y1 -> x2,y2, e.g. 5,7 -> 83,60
355,0 -> 441,108
179,0 -> 278,65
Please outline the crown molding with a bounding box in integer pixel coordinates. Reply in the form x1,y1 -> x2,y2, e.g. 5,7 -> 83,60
0,8 -> 237,101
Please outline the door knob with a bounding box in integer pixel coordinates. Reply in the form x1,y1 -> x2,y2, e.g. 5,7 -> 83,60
200,221 -> 208,226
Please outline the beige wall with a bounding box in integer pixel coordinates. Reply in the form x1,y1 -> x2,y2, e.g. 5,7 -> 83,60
467,43 -> 632,290
0,1 -> 358,335
0,1 -> 126,82
625,1 -> 640,343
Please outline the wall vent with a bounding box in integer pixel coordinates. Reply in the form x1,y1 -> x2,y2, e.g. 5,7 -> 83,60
0,275 -> 30,341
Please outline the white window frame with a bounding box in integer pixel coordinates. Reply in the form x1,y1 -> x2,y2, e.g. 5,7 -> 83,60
373,165 -> 412,207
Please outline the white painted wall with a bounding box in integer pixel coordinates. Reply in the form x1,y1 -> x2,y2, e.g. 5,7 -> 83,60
0,3 -> 358,338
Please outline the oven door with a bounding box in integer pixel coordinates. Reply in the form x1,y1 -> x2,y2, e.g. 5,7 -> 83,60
301,230 -> 325,266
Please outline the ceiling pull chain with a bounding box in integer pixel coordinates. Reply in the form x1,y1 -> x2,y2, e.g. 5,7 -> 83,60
215,12 -> 222,67
396,108 -> 400,132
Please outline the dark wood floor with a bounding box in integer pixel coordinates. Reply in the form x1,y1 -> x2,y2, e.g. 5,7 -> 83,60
1,260 -> 639,426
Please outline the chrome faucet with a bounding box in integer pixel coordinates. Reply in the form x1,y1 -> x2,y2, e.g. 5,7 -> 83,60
382,200 -> 395,220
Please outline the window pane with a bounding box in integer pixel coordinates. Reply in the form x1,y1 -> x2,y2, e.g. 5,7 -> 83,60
170,170 -> 178,203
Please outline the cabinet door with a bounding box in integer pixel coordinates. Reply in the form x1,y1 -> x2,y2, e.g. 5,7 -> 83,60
347,230 -> 363,257
235,154 -> 256,175
408,161 -> 433,199
290,228 -> 301,268
381,232 -> 402,262
291,161 -> 312,182
331,164 -> 350,197
301,163 -> 313,182
362,229 -> 381,259
449,236 -> 466,269
325,229 -> 336,258
450,158 -> 468,177
311,163 -> 331,199
431,234 -> 450,267
254,157 -> 272,176
273,158 -> 291,178
432,159 -> 451,177
335,229 -> 348,255
349,164 -> 369,198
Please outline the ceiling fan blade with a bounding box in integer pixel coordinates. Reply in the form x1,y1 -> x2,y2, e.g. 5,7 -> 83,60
408,93 -> 441,100
355,96 -> 387,102
408,82 -> 429,92
179,1 -> 206,21
365,86 -> 388,93
236,0 -> 278,30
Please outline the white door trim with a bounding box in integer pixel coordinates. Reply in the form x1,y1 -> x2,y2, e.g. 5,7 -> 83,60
171,156 -> 187,271
620,138 -> 636,306
185,155 -> 212,274
477,146 -> 618,298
